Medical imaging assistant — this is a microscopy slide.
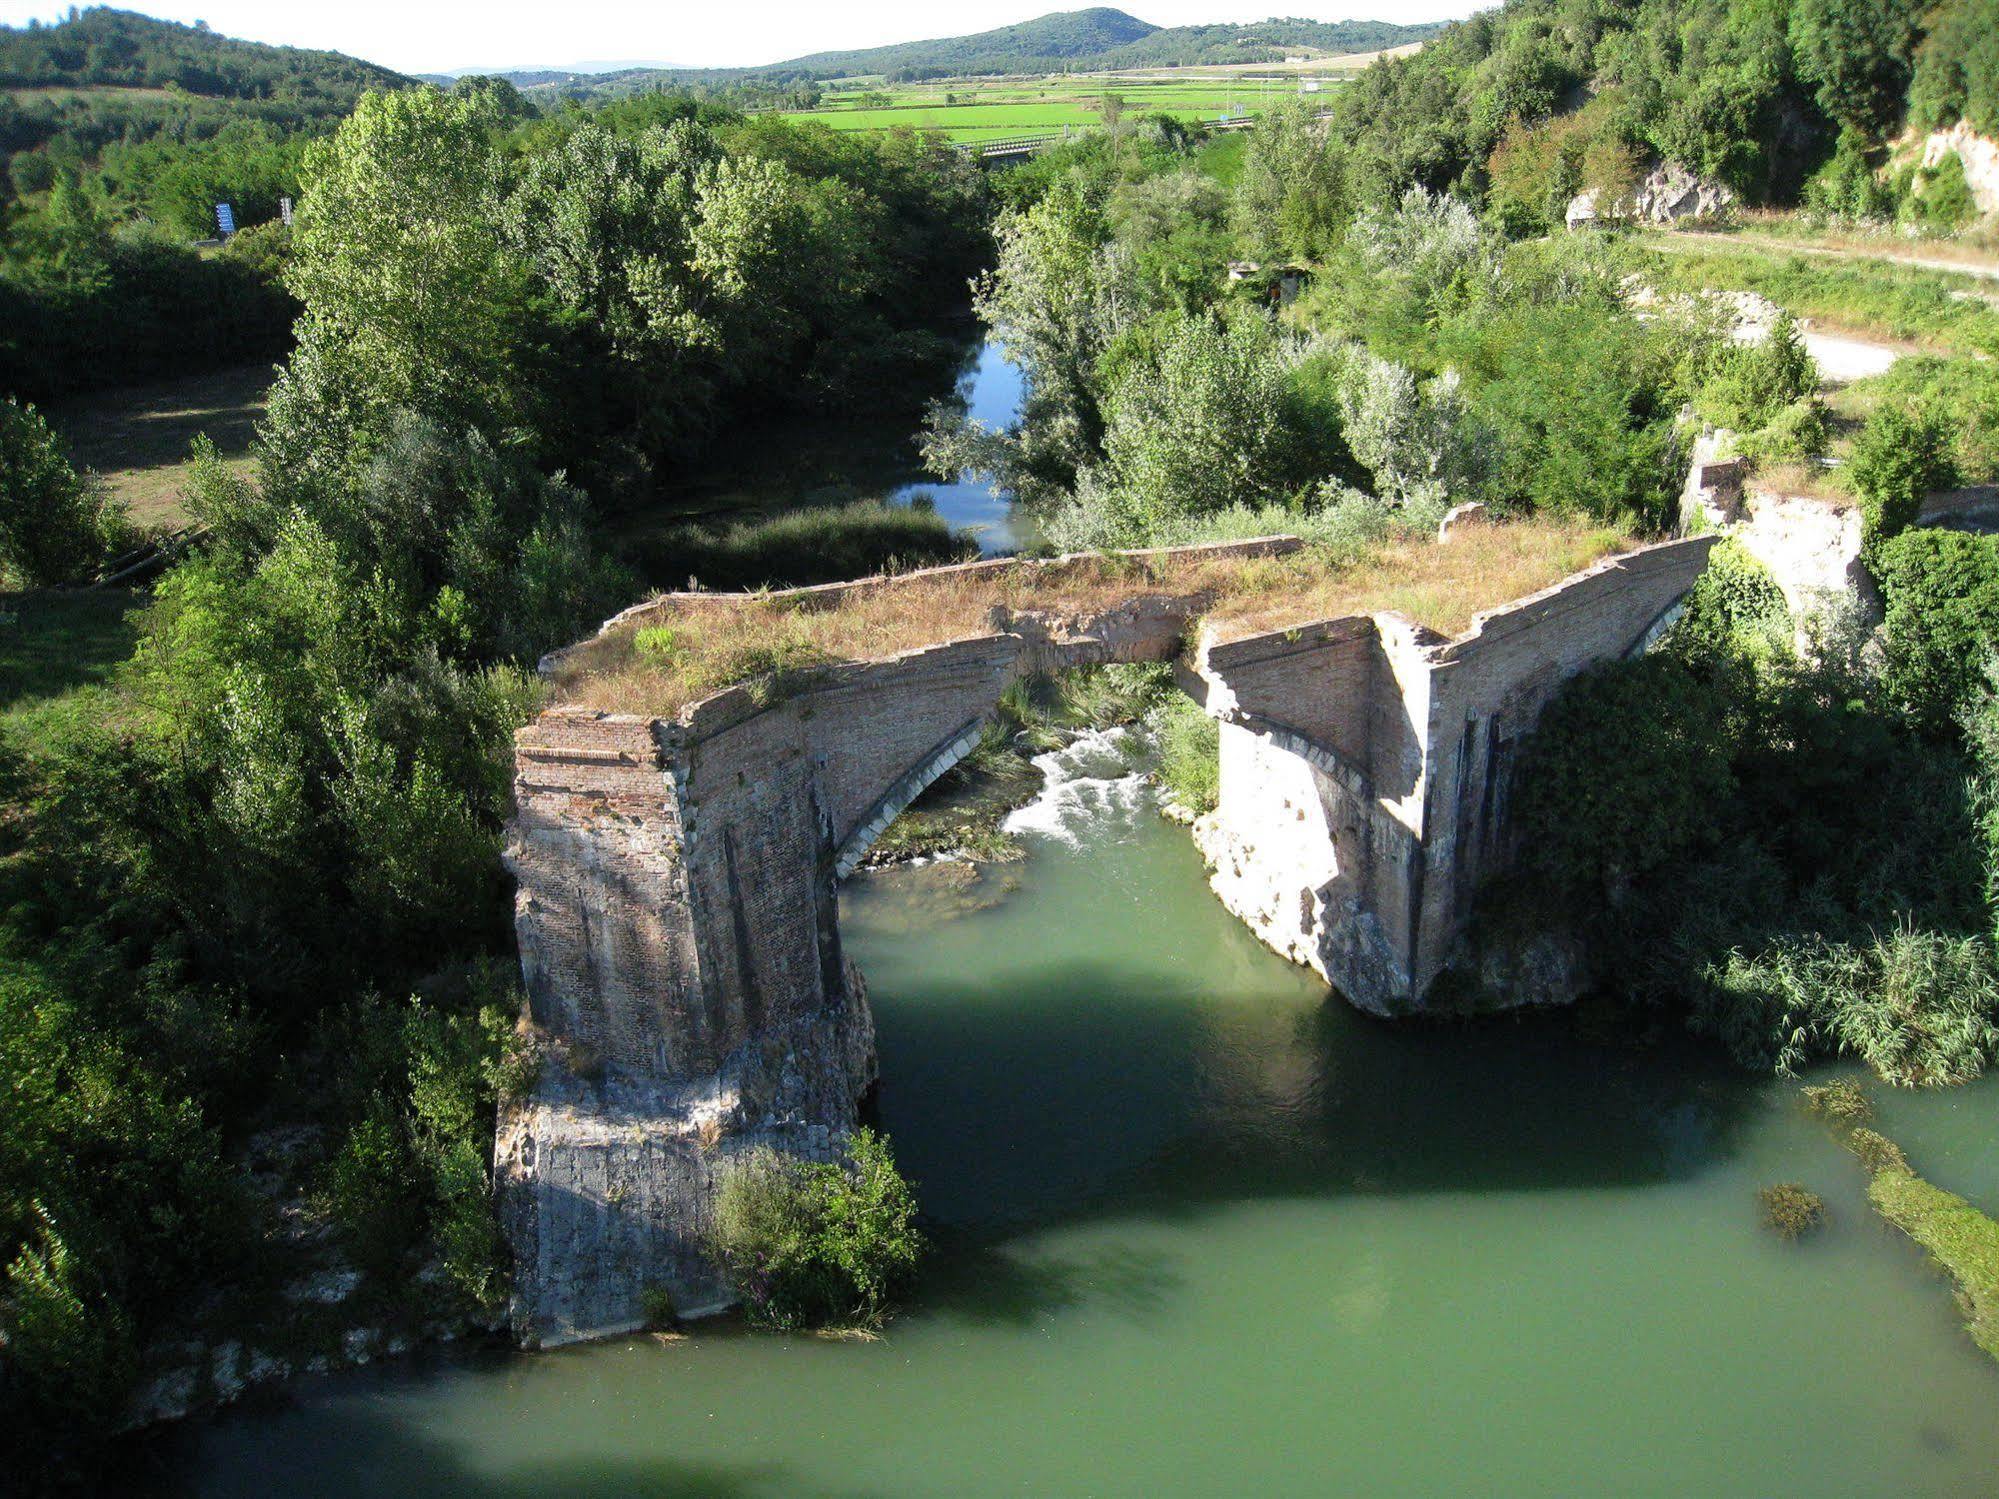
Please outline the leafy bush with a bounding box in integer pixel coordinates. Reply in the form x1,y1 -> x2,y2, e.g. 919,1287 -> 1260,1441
1512,655 -> 1736,898
1850,404 -> 1959,548
1738,397 -> 1832,464
711,1128 -> 923,1330
0,398 -> 127,586
1698,314 -> 1820,432
1081,313 -> 1325,543
1669,539 -> 1792,666
1503,569 -> 1993,1085
1694,928 -> 1999,1085
321,993 -> 525,1313
1803,128 -> 1897,221
1909,0 -> 1999,138
1901,151 -> 1978,235
1758,1182 -> 1826,1239
1875,528 -> 1999,733
1151,691 -> 1220,815
1441,300 -> 1680,530
1849,356 -> 1999,487
1,1212 -> 136,1458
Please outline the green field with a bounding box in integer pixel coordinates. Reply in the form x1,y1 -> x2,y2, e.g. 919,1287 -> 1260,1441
45,361 -> 272,529
787,75 -> 1333,141
0,588 -> 143,753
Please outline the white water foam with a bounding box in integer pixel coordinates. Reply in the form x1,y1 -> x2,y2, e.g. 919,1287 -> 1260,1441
1001,725 -> 1155,846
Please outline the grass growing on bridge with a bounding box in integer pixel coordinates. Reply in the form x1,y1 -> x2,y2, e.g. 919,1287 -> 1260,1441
555,518 -> 1631,717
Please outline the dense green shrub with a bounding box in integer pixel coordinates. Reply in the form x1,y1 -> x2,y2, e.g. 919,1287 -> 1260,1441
1442,299 -> 1680,530
1695,928 -> 1999,1085
1803,128 -> 1898,220
1875,528 -> 1999,733
1851,357 -> 1999,486
1851,403 -> 1959,548
1511,655 -> 1736,897
0,220 -> 297,403
320,990 -> 528,1312
1698,314 -> 1820,433
1502,550 -> 1994,1085
711,1129 -> 923,1330
1737,397 -> 1833,464
1152,691 -> 1221,815
0,398 -> 127,585
1909,0 -> 1999,138
1071,313 -> 1329,545
1901,150 -> 1979,234
1670,539 -> 1792,666
0,964 -> 251,1480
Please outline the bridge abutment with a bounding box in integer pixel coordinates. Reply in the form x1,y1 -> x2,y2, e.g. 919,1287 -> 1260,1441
496,535 -> 1715,1342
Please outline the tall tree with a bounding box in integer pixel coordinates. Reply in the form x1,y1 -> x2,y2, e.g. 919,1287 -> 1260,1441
1790,0 -> 1925,139
261,88 -> 522,502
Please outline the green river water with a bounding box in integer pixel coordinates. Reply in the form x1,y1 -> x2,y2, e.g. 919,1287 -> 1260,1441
172,737 -> 1999,1497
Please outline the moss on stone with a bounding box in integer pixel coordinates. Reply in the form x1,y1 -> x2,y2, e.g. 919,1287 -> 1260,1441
1868,1166 -> 1999,1362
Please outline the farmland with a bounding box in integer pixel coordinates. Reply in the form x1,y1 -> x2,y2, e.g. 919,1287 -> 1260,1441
784,72 -> 1341,141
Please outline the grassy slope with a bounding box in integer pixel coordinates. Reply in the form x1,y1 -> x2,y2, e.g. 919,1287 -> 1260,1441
0,590 -> 143,754
45,362 -> 273,530
1634,236 -> 1999,356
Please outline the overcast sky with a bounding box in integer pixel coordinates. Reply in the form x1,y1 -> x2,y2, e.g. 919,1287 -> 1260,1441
0,2 -> 1482,74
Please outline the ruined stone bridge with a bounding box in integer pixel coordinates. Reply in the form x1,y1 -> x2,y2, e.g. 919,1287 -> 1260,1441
496,531 -> 1715,1345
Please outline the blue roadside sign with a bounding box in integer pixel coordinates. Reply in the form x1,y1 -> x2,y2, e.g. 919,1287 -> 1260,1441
216,202 -> 236,236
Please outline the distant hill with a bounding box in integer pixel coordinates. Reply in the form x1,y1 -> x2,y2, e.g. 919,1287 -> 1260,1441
434,60 -> 691,84
0,6 -> 411,113
784,6 -> 1158,77
532,9 -> 1444,97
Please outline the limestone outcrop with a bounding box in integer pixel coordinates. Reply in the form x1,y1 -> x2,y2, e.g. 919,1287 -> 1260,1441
1921,122 -> 1999,217
1680,433 -> 1875,641
1569,161 -> 1736,229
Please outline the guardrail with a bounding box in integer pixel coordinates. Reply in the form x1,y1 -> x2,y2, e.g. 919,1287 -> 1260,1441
952,134 -> 1067,159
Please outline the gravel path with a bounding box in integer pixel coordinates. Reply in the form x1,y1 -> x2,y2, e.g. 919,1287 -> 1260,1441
1647,228 -> 1999,286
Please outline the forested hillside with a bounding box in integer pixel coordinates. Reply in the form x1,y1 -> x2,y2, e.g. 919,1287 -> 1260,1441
1328,0 -> 1999,226
789,6 -> 1158,76
0,8 -> 408,104
781,8 -> 1438,80
0,10 -> 427,398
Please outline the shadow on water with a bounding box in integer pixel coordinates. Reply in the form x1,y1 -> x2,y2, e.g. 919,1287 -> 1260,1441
873,959 -> 1756,1216
129,1340 -> 906,1499
918,1234 -> 1187,1330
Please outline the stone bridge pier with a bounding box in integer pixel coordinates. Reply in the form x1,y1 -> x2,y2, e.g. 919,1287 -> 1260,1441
495,536 -> 1714,1345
